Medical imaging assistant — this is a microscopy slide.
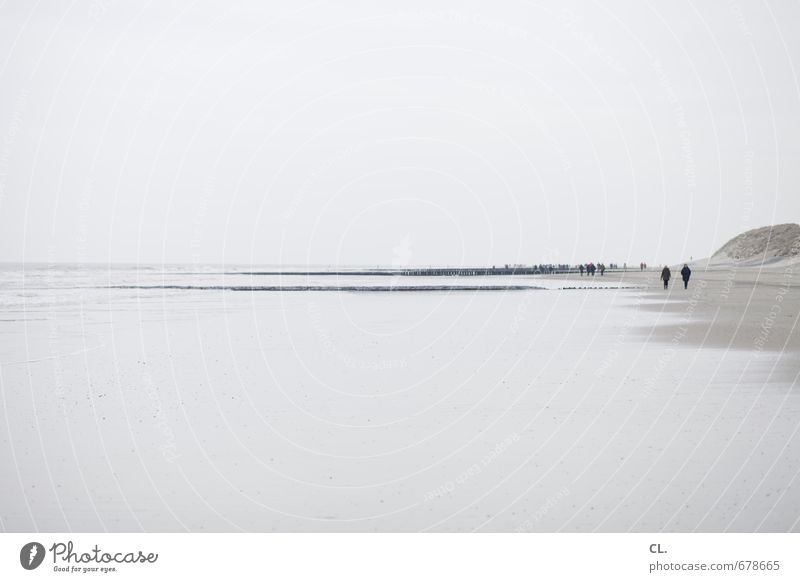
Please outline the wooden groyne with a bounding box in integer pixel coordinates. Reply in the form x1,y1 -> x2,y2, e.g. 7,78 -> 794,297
107,284 -> 540,292
232,267 -> 592,277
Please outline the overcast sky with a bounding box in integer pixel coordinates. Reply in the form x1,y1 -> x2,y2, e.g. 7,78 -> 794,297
1,0 -> 799,266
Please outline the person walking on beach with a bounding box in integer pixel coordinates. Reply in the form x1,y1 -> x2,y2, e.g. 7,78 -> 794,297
661,265 -> 671,289
680,263 -> 691,289
599,263 -> 605,276
579,264 -> 584,276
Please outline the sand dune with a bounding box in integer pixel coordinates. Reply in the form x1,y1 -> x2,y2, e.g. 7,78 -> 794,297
703,223 -> 800,268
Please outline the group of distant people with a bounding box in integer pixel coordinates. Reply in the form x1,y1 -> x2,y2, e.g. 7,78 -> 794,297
534,264 -> 571,274
530,260 -> 694,291
578,263 -> 606,276
574,260 -> 693,291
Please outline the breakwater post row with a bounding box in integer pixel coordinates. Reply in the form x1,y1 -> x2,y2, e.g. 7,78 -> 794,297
236,267 -> 627,277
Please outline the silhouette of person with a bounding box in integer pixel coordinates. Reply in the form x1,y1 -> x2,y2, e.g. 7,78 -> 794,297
579,264 -> 584,276
680,264 -> 691,289
661,265 -> 671,290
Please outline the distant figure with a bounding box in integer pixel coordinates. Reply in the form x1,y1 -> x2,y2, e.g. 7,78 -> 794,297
661,265 -> 671,289
680,264 -> 691,289
599,263 -> 605,276
640,262 -> 644,271
579,264 -> 584,276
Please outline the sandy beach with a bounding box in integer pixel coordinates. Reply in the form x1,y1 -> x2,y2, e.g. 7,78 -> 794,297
1,264 -> 798,532
601,266 -> 800,380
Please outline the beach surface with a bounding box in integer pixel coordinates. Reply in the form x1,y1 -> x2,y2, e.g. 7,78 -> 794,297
1,265 -> 798,532
600,265 -> 800,377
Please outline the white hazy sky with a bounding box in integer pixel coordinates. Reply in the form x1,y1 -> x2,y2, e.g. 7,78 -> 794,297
1,0 -> 799,266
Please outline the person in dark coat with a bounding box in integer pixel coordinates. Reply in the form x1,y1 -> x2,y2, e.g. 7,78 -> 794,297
661,265 -> 671,289
579,264 -> 584,276
680,264 -> 691,289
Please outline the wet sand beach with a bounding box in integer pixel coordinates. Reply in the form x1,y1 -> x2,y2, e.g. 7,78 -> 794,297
592,267 -> 800,381
1,265 -> 799,532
